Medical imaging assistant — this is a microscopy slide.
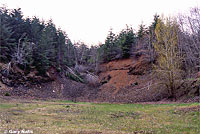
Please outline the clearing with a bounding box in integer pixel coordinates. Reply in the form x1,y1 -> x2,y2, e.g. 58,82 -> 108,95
0,98 -> 199,134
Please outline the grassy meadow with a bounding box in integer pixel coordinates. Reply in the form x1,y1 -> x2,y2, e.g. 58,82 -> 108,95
0,99 -> 199,134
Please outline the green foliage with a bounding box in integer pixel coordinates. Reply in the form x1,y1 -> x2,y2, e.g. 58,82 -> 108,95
66,72 -> 84,83
100,29 -> 119,62
153,17 -> 183,98
4,92 -> 10,96
0,7 -> 16,62
150,14 -> 159,30
64,39 -> 76,67
0,6 -> 76,75
74,42 -> 90,64
147,14 -> 160,47
137,23 -> 146,39
1,100 -> 199,134
118,26 -> 135,58
99,27 -> 135,62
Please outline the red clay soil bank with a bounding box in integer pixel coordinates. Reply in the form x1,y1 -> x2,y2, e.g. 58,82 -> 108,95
99,58 -> 137,95
98,53 -> 153,95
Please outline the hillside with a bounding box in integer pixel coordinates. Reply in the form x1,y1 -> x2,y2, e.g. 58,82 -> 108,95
1,51 -> 199,103
96,51 -> 199,103
0,6 -> 199,103
96,52 -> 169,102
0,51 -> 160,102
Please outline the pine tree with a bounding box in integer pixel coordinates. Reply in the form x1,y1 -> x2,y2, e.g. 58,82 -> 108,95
137,23 -> 146,39
55,29 -> 68,68
8,8 -> 25,42
0,8 -> 15,62
30,17 -> 45,44
0,6 -> 79,75
101,29 -> 118,62
118,26 -> 135,58
65,39 -> 76,66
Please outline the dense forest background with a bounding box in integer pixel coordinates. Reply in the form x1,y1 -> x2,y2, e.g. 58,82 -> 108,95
0,6 -> 199,100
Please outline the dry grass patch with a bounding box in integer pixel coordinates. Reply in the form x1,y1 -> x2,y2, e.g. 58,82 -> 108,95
0,100 -> 199,134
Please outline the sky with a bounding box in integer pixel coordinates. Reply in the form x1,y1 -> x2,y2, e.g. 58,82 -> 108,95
0,0 -> 199,46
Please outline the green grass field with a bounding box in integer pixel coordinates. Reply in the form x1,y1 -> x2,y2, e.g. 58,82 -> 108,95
0,99 -> 199,134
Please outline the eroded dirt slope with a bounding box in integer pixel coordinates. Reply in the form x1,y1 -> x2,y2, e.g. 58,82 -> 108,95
99,58 -> 138,95
1,51 -> 199,103
98,54 -> 152,94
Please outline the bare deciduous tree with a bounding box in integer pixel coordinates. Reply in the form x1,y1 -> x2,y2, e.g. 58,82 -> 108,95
178,7 -> 200,74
